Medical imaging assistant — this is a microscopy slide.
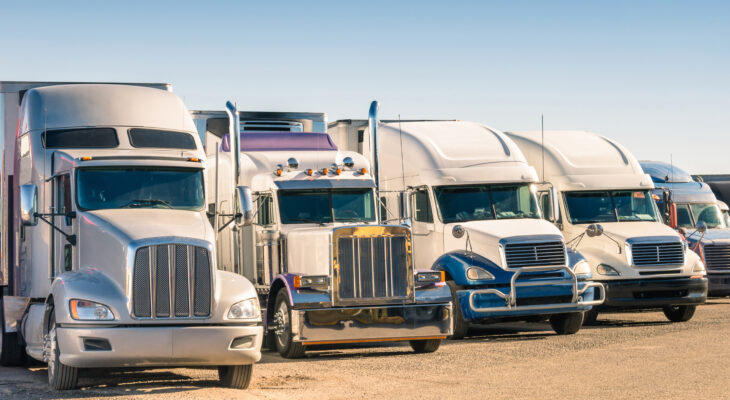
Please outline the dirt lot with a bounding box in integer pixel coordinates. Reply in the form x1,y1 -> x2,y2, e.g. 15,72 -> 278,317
2,299 -> 729,399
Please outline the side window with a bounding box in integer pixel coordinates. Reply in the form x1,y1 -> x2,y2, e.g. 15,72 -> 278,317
412,187 -> 433,223
676,204 -> 692,228
257,193 -> 274,225
56,174 -> 72,225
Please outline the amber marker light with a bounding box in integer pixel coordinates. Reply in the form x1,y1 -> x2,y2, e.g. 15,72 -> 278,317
81,156 -> 93,161
293,276 -> 302,289
360,168 -> 367,175
188,157 -> 200,162
322,168 -> 329,175
335,168 -> 342,175
306,169 -> 313,176
275,168 -> 283,176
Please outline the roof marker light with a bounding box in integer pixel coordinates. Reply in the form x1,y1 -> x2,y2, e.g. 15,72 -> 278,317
305,169 -> 313,176
360,168 -> 368,175
321,168 -> 329,175
335,168 -> 342,175
188,157 -> 200,162
275,168 -> 283,176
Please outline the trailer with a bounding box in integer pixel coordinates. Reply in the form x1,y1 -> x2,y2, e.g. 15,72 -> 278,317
0,82 -> 262,390
642,161 -> 730,296
329,108 -> 604,338
191,104 -> 453,358
506,130 -> 708,324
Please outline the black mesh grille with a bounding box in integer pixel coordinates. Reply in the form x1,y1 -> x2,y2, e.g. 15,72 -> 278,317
503,241 -> 566,268
132,244 -> 211,319
631,242 -> 684,266
703,244 -> 730,271
337,236 -> 409,302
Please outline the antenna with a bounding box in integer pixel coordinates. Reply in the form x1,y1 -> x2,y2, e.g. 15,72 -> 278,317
670,153 -> 674,182
398,114 -> 407,223
541,114 -> 545,182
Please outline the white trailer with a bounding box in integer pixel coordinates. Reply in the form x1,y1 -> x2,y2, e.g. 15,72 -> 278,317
505,130 -> 708,323
329,110 -> 603,338
0,83 -> 262,390
192,105 -> 453,358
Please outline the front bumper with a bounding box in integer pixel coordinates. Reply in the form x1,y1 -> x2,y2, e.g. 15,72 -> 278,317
599,277 -> 708,308
292,303 -> 452,345
57,324 -> 263,368
708,272 -> 730,297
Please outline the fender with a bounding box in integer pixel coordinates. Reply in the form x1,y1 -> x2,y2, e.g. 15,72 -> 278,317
431,250 -> 513,286
566,247 -> 587,269
47,268 -> 127,326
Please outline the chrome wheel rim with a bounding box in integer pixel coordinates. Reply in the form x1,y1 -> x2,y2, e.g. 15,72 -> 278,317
273,300 -> 289,348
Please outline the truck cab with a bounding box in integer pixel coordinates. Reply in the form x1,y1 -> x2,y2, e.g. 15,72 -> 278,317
0,83 -> 262,390
641,160 -> 730,296
193,107 -> 452,358
506,130 -> 708,324
329,111 -> 604,338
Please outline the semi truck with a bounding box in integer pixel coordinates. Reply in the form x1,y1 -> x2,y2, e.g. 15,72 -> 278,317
191,104 -> 453,358
0,82 -> 262,390
328,105 -> 604,339
505,130 -> 708,324
641,160 -> 730,296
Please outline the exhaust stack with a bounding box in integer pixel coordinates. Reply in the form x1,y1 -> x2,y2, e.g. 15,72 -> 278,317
225,101 -> 241,182
368,100 -> 381,222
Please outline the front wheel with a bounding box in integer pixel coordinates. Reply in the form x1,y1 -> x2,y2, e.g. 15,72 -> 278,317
409,339 -> 441,353
272,290 -> 305,359
549,312 -> 584,335
446,281 -> 469,339
44,309 -> 78,390
663,305 -> 696,322
218,365 -> 253,389
582,308 -> 599,325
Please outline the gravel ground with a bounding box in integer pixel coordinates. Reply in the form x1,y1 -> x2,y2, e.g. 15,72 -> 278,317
2,299 -> 729,399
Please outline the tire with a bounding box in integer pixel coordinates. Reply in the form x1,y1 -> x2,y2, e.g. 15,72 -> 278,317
582,308 -> 599,326
45,309 -> 78,390
409,339 -> 441,353
218,364 -> 253,389
0,293 -> 27,366
549,312 -> 584,335
272,290 -> 305,359
663,305 -> 696,322
446,281 -> 469,340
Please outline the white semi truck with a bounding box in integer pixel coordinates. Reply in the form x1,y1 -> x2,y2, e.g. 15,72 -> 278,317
0,83 -> 262,390
329,106 -> 604,338
191,105 -> 453,358
506,130 -> 708,323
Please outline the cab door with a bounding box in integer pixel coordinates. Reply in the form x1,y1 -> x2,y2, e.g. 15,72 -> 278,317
410,186 -> 442,269
52,174 -> 75,276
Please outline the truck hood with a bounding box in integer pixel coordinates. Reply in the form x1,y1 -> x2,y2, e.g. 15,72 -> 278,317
443,219 -> 564,268
687,228 -> 730,245
77,209 -> 213,287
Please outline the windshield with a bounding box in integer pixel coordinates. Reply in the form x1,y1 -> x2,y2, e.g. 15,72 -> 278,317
76,167 -> 204,211
278,188 -> 375,224
564,190 -> 659,224
433,184 -> 541,223
677,203 -> 726,229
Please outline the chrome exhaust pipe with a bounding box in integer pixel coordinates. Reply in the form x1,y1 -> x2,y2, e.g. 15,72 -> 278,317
368,100 -> 381,222
225,101 -> 241,182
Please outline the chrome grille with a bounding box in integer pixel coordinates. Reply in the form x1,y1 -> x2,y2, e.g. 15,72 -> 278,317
132,244 -> 212,319
336,235 -> 411,303
503,241 -> 566,268
631,242 -> 684,266
703,244 -> 730,271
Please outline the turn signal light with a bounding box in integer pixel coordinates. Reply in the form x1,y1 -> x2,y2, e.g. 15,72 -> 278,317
293,276 -> 301,289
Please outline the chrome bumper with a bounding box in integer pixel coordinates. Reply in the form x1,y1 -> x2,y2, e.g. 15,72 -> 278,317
57,324 -> 263,368
468,265 -> 605,313
293,303 -> 452,345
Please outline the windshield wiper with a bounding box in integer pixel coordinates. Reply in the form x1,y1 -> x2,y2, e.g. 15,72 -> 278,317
287,218 -> 329,225
121,199 -> 173,209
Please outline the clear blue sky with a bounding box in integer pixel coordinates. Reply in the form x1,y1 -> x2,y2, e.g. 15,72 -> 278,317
1,0 -> 728,173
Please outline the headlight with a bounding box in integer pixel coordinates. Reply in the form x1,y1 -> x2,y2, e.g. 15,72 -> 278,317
596,264 -> 620,276
69,299 -> 114,321
416,271 -> 445,283
693,260 -> 706,273
624,243 -> 633,265
293,275 -> 329,289
573,260 -> 592,277
227,298 -> 260,320
466,267 -> 495,281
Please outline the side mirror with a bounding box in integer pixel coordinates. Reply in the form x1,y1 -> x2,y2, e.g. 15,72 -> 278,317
235,186 -> 254,226
452,225 -> 465,238
20,184 -> 38,226
696,220 -> 708,234
586,223 -> 604,237
546,187 -> 560,223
